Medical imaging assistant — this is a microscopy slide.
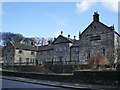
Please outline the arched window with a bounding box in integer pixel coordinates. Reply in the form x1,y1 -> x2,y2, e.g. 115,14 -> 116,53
103,49 -> 105,56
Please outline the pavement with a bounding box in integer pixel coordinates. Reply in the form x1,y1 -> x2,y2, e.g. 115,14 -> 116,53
0,76 -> 120,90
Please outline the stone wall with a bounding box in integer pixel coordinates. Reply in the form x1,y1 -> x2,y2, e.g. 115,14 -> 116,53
4,42 -> 15,66
14,49 -> 37,65
78,21 -> 115,65
36,49 -> 53,64
53,43 -> 72,64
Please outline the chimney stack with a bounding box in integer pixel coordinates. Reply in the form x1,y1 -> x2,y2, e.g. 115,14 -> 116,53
61,31 -> 63,35
68,35 -> 70,38
74,36 -> 76,40
48,40 -> 52,44
93,12 -> 99,22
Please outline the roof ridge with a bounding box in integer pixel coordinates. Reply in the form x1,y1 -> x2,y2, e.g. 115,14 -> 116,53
13,42 -> 37,51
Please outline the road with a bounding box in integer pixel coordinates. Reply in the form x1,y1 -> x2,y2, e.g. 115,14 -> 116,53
1,79 -> 64,89
1,76 -> 119,90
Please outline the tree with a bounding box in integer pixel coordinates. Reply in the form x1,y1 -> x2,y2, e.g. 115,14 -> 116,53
0,32 -> 54,46
116,48 -> 120,70
20,37 -> 33,45
117,48 -> 120,63
28,37 -> 53,46
0,32 -> 23,46
89,54 -> 110,70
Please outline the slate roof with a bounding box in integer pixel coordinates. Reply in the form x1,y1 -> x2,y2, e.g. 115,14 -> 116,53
52,35 -> 74,44
13,42 -> 37,51
38,45 -> 53,51
115,31 -> 120,37
71,40 -> 80,47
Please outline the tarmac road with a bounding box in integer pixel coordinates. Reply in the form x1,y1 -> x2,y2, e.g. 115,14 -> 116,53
1,76 -> 120,90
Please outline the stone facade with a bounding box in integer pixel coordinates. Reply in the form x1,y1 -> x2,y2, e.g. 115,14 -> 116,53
3,12 -> 120,67
71,12 -> 120,66
36,45 -> 53,64
70,40 -> 80,65
52,34 -> 73,65
36,34 -> 73,65
114,32 -> 120,65
4,41 -> 37,66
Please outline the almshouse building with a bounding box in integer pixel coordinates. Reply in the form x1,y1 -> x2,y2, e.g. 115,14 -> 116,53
36,45 -> 53,64
36,33 -> 74,65
71,12 -> 120,67
3,12 -> 120,68
4,41 -> 37,66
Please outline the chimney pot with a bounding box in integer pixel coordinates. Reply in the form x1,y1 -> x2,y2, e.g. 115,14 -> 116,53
61,31 -> 63,35
68,35 -> 70,38
74,36 -> 76,40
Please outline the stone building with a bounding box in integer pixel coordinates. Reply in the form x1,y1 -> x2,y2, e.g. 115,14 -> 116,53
70,40 -> 81,65
4,41 -> 37,66
36,32 -> 74,65
71,12 -> 120,67
3,12 -> 120,68
52,33 -> 74,65
36,45 -> 53,64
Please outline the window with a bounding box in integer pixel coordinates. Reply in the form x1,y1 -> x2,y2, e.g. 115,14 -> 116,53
117,36 -> 119,43
56,46 -> 67,52
33,59 -> 35,63
90,36 -> 101,41
102,49 -> 105,56
36,59 -> 38,65
30,58 -> 33,63
94,26 -> 96,29
19,50 -> 22,53
59,57 -> 63,62
11,57 -> 12,60
31,51 -> 34,55
26,58 -> 29,65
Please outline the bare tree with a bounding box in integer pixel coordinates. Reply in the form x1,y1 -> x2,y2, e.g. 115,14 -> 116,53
0,32 -> 23,46
29,37 -> 53,46
0,32 -> 53,46
116,48 -> 120,70
89,54 -> 110,70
